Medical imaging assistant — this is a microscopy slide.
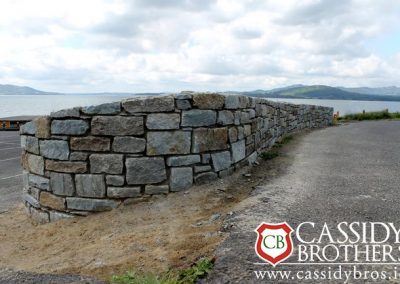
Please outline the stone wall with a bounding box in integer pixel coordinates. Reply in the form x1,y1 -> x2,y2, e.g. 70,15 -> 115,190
20,92 -> 333,223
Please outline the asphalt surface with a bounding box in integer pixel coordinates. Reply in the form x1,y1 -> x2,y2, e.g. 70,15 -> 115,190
205,121 -> 400,283
0,131 -> 22,213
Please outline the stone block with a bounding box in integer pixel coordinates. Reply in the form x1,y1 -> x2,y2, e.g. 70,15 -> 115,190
126,157 -> 167,184
51,119 -> 89,135
176,99 -> 191,110
201,153 -> 211,164
21,136 -> 39,154
146,113 -> 180,129
112,137 -> 145,153
106,175 -> 125,186
70,152 -> 89,161
231,139 -> 246,163
49,211 -> 74,222
50,172 -> 75,196
147,131 -> 191,155
122,95 -> 175,113
28,174 -> 49,190
20,121 -> 36,135
145,185 -> 169,195
217,110 -> 234,125
181,110 -> 216,127
35,117 -> 51,138
194,165 -> 212,173
228,127 -> 238,143
51,107 -> 80,118
170,167 -> 193,192
211,151 -> 232,171
23,193 -> 40,208
225,95 -> 240,109
40,192 -> 65,211
219,167 -> 235,178
82,102 -> 121,115
90,154 -> 123,174
71,136 -> 111,151
192,127 -> 228,153
66,197 -> 119,211
192,93 -> 225,109
91,116 -> 144,136
108,187 -> 141,198
194,172 -> 218,184
30,207 -> 49,224
39,140 -> 69,160
75,174 -> 106,198
22,153 -> 44,175
166,155 -> 201,166
45,160 -> 87,173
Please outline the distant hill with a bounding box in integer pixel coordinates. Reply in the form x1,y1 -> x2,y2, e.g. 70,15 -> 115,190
243,85 -> 400,102
339,86 -> 400,96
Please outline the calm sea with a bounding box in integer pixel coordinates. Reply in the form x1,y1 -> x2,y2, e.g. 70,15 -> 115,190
1,95 -> 400,117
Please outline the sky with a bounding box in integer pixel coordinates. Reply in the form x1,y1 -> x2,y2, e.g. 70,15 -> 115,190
0,0 -> 399,93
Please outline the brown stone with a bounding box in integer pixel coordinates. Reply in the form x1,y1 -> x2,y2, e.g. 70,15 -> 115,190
34,117 -> 51,139
45,160 -> 87,173
192,93 -> 225,109
70,136 -> 111,151
21,152 -> 44,175
192,127 -> 228,153
40,191 -> 65,211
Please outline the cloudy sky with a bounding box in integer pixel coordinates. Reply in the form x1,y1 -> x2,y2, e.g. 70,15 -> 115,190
0,0 -> 399,93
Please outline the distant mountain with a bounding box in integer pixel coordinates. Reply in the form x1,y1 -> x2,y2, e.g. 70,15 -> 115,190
244,85 -> 400,102
0,84 -> 156,96
339,86 -> 400,96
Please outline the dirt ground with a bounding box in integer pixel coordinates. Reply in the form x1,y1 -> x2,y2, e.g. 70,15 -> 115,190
0,134 -> 298,281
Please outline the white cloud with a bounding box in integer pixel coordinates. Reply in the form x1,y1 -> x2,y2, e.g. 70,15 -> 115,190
0,0 -> 399,92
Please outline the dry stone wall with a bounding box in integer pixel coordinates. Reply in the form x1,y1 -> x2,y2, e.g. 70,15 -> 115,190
20,92 -> 333,223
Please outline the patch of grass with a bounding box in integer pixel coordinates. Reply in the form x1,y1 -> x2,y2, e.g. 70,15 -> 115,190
110,258 -> 214,284
338,110 -> 400,121
259,151 -> 279,160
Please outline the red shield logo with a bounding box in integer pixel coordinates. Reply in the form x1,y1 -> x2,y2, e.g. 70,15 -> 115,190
255,222 -> 294,266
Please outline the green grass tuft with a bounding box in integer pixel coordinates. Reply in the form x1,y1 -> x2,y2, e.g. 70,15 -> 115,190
338,110 -> 400,121
259,151 -> 279,160
110,258 -> 214,284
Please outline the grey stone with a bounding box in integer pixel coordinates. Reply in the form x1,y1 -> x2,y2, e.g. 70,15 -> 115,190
21,136 -> 39,154
248,151 -> 258,164
91,116 -> 144,136
201,153 -> 211,164
192,93 -> 225,109
240,111 -> 251,124
28,187 -> 40,200
82,102 -> 121,115
108,187 -> 141,198
49,211 -> 74,222
238,126 -> 245,139
181,110 -> 216,127
194,172 -> 218,184
45,160 -> 87,173
145,185 -> 169,195
39,140 -> 69,160
112,137 -> 146,153
122,95 -> 175,113
90,154 -> 123,174
231,139 -> 246,163
170,167 -> 193,192
51,120 -> 89,135
22,153 -> 44,175
166,155 -> 201,166
194,165 -> 212,173
244,124 -> 252,136
126,157 -> 167,185
70,152 -> 89,161
217,110 -> 234,125
50,172 -> 75,196
225,95 -> 240,109
147,131 -> 191,155
30,207 -> 49,224
175,92 -> 193,99
176,99 -> 191,110
228,127 -> 238,143
51,107 -> 80,118
192,128 -> 228,153
219,167 -> 235,178
106,175 -> 125,186
146,113 -> 180,129
20,121 -> 36,135
211,151 -> 232,171
22,171 -> 29,191
75,174 -> 106,198
71,136 -> 111,151
28,174 -> 49,190
66,197 -> 119,211
23,193 -> 40,208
